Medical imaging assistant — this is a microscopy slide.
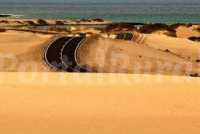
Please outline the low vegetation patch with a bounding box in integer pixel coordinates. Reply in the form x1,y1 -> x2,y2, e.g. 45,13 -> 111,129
139,23 -> 175,34
24,21 -> 37,26
196,26 -> 200,32
0,20 -> 9,24
104,23 -> 136,32
92,18 -> 104,22
55,21 -> 65,25
169,23 -> 193,29
37,19 -> 48,26
48,26 -> 69,32
0,28 -> 6,32
188,36 -> 200,42
165,31 -> 177,37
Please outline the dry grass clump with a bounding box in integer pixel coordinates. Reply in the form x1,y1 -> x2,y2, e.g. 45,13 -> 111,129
104,23 -> 136,32
139,23 -> 175,33
188,36 -> 200,42
164,31 -> 177,37
48,26 -> 69,32
55,21 -> 65,25
196,26 -> 200,32
92,18 -> 104,22
0,28 -> 6,32
0,20 -> 9,24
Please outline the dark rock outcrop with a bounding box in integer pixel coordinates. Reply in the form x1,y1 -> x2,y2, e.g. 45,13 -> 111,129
139,23 -> 175,33
37,19 -> 48,26
0,20 -> 9,23
104,23 -> 136,32
24,20 -> 37,26
55,21 -> 65,25
0,28 -> 6,32
188,36 -> 200,42
169,23 -> 193,29
92,18 -> 104,22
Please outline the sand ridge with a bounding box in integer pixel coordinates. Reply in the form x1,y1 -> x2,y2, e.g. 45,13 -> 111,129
0,30 -> 53,71
77,35 -> 200,75
0,20 -> 200,133
0,28 -> 200,76
133,33 -> 200,62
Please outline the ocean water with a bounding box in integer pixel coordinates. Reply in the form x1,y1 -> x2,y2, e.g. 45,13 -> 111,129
0,2 -> 200,23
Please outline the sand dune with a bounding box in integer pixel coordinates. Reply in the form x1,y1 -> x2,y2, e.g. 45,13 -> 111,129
134,33 -> 200,62
78,35 -> 200,75
0,72 -> 200,134
0,30 -> 53,71
0,23 -> 200,133
176,25 -> 200,38
0,30 -> 200,76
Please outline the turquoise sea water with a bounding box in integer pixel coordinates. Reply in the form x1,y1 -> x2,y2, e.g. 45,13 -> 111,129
0,2 -> 200,23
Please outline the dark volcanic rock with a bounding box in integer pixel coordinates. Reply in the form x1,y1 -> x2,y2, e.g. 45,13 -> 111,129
0,14 -> 11,17
37,19 -> 48,26
169,23 -> 193,29
55,21 -> 65,25
164,31 -> 177,37
190,73 -> 200,77
48,26 -> 69,32
24,20 -> 37,26
104,23 -> 136,32
0,28 -> 6,32
0,20 -> 9,23
92,18 -> 104,22
197,26 -> 200,32
188,36 -> 200,42
80,19 -> 92,22
139,23 -> 175,33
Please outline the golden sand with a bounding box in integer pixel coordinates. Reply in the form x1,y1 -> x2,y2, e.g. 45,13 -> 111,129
0,24 -> 200,133
0,72 -> 200,134
1,29 -> 200,75
176,25 -> 200,38
77,35 -> 200,75
0,30 -> 53,71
